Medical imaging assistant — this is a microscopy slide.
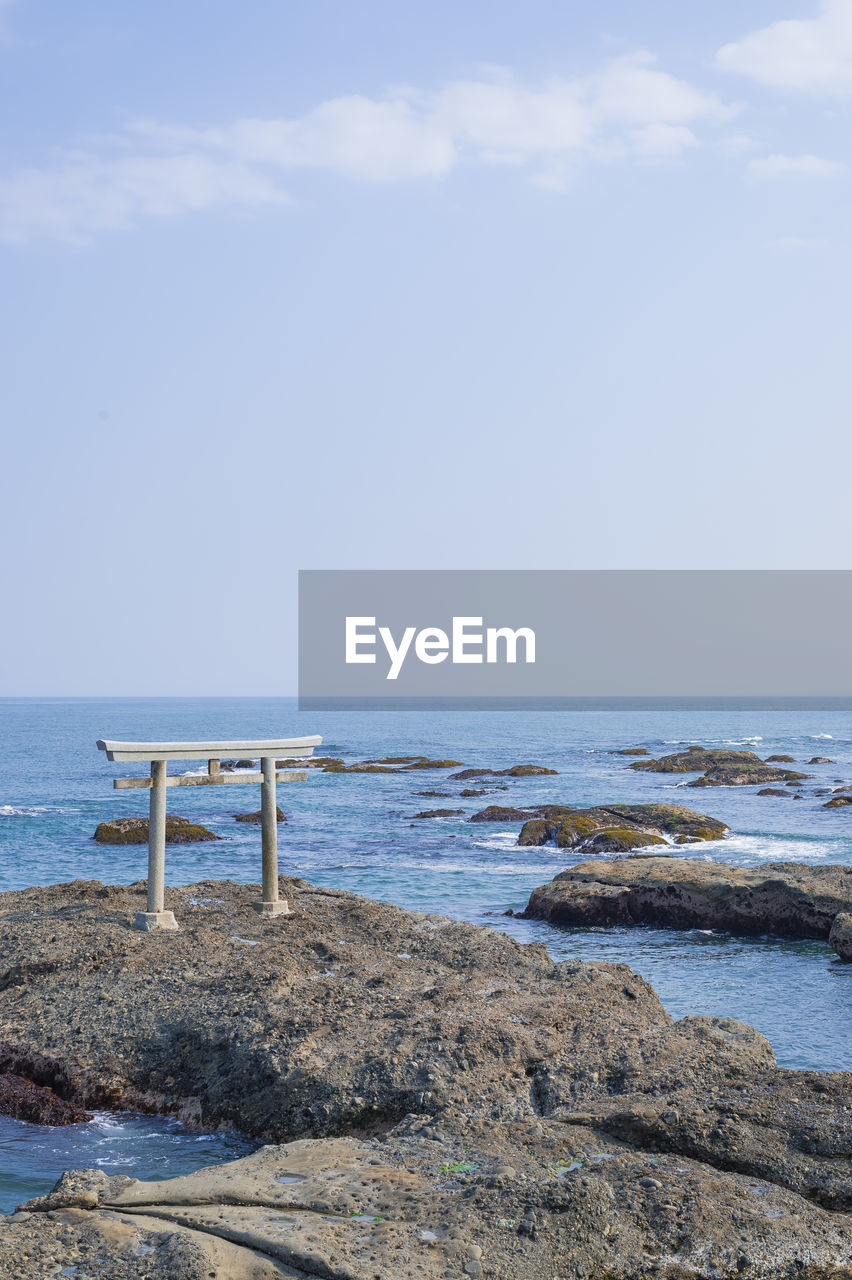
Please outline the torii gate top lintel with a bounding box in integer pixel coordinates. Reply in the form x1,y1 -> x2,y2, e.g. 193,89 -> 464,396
96,734 -> 322,932
96,736 -> 321,763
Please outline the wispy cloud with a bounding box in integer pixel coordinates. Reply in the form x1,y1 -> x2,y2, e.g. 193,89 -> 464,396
0,54 -> 733,244
717,0 -> 852,95
771,235 -> 826,250
748,152 -> 847,179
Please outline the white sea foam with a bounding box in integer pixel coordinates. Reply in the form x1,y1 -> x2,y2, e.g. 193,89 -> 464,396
810,734 -> 834,740
701,834 -> 840,863
471,834 -> 524,851
0,805 -> 50,817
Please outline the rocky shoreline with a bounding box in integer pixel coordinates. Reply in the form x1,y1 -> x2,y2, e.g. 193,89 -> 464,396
1,876 -> 851,1277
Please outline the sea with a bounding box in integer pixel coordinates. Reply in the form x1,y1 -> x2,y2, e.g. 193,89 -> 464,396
1,696 -> 850,1212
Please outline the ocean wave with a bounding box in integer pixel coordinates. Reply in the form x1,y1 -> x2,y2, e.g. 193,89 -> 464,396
0,805 -> 51,817
810,734 -> 834,740
698,834 -> 840,863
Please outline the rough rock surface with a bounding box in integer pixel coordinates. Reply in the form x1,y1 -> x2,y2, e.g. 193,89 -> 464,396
412,809 -> 464,819
0,1073 -> 91,1125
517,804 -> 728,852
825,797 -> 852,809
234,806 -> 287,824
522,856 -> 852,939
1,877 -> 851,1277
829,912 -> 852,961
93,817 -> 221,845
630,747 -> 809,788
7,1116 -> 852,1280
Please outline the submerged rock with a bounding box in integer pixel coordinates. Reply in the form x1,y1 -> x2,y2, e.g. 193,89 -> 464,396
234,806 -> 286,824
824,797 -> 852,809
0,876 -> 851,1276
767,754 -> 796,763
758,787 -> 792,797
522,856 -> 852,939
93,817 -> 221,845
0,1074 -> 91,1126
609,747 -> 650,756
829,912 -> 852,961
809,757 -> 835,765
518,803 -> 727,852
411,809 -> 464,819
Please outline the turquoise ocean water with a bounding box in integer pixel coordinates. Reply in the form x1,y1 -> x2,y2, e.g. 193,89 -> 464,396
1,697 -> 850,1210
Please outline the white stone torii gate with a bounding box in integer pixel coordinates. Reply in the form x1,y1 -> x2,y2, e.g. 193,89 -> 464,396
96,736 -> 322,931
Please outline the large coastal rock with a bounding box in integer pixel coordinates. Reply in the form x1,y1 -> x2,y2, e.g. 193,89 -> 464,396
6,1113 -> 852,1280
630,746 -> 809,788
93,817 -> 221,845
0,877 -> 851,1276
522,856 -> 852,939
517,803 -> 728,853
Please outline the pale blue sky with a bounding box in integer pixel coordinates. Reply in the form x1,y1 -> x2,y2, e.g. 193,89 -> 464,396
1,1 -> 850,694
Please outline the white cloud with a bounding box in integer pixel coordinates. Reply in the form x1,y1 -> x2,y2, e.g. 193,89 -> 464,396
0,153 -> 288,244
717,0 -> 852,94
748,152 -> 847,178
0,55 -> 734,243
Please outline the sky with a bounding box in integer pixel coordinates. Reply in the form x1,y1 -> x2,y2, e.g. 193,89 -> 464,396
1,0 -> 851,695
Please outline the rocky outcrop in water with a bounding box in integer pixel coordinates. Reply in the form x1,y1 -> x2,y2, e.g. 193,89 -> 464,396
93,817 -> 221,845
233,806 -> 286,824
451,764 -> 556,780
629,747 -> 809,788
522,856 -> 852,940
0,877 -> 851,1277
517,803 -> 728,853
325,757 -> 466,774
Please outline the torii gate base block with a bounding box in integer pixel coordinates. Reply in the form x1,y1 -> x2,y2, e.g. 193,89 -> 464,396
134,910 -> 179,931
